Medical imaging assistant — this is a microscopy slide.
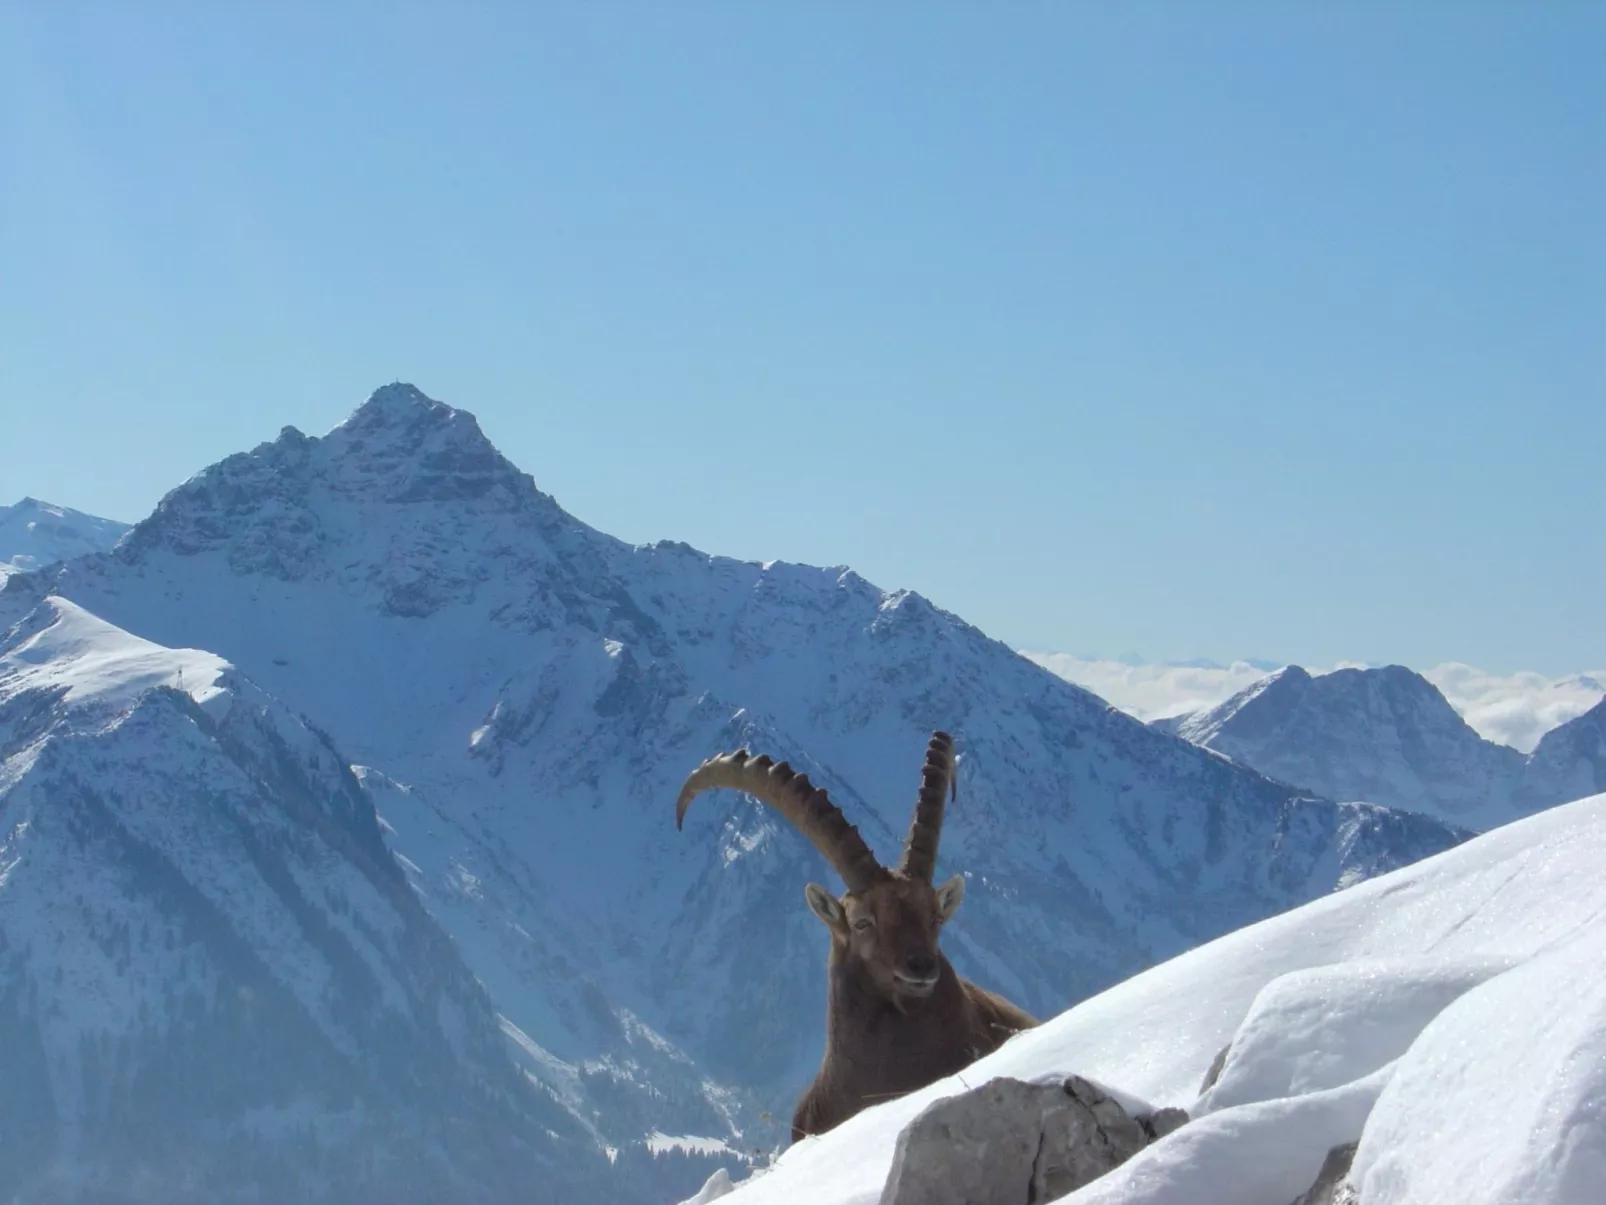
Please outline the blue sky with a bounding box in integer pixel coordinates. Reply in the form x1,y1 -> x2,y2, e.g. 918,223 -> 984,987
3,4 -> 1601,673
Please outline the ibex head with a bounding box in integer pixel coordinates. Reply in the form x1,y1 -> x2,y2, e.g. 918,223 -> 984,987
676,731 -> 966,1013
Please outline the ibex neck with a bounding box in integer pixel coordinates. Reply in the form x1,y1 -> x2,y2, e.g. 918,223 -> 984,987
823,950 -> 972,1077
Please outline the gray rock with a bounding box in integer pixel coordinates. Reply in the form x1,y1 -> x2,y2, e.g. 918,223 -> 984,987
1289,1142 -> 1358,1205
1141,1106 -> 1190,1141
1199,1043 -> 1231,1094
879,1076 -> 1185,1205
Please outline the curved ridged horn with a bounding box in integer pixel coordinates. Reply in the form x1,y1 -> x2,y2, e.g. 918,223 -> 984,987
675,751 -> 889,894
899,730 -> 956,881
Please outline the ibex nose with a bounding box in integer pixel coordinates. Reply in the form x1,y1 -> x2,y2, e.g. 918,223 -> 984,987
904,952 -> 937,979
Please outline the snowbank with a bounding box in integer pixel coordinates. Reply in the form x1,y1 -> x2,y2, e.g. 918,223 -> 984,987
708,792 -> 1606,1204
1351,922 -> 1606,1202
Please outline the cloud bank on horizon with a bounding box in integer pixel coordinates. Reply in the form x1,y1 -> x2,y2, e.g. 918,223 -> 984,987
1025,653 -> 1606,754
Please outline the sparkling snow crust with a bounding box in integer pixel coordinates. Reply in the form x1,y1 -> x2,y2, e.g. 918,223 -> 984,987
710,793 -> 1606,1205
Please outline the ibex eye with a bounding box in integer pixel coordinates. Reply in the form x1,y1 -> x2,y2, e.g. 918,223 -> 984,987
852,918 -> 874,930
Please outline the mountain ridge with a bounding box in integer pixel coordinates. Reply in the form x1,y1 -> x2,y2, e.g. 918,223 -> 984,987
26,383 -> 1468,1200
0,598 -> 620,1203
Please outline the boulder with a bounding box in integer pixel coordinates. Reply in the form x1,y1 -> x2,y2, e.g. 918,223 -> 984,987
879,1076 -> 1185,1205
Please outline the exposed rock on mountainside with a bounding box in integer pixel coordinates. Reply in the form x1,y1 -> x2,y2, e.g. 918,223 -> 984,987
0,497 -> 129,572
1169,665 -> 1604,829
32,383 -> 1466,1198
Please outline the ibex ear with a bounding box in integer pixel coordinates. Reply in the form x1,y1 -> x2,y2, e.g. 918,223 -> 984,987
936,874 -> 965,922
804,883 -> 846,933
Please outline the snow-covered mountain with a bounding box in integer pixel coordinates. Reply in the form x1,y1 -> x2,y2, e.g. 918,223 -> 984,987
1168,665 -> 1605,830
0,597 -> 616,1204
1027,652 -> 1606,754
710,789 -> 1606,1205
1521,696 -> 1606,811
0,497 -> 129,573
28,384 -> 1466,1198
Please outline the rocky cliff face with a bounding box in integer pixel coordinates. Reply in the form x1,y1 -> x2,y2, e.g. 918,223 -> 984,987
30,384 -> 1465,1200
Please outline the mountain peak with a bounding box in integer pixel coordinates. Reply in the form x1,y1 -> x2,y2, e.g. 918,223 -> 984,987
1177,662 -> 1528,828
320,383 -> 532,506
0,497 -> 130,572
80,384 -> 595,616
341,381 -> 457,432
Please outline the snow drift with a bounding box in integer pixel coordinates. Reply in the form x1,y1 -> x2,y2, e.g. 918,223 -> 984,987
706,790 -> 1606,1204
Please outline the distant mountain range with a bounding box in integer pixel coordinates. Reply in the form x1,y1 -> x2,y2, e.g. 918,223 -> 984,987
1025,652 -> 1606,755
1161,665 -> 1606,830
0,384 -> 1497,1202
0,497 -> 129,574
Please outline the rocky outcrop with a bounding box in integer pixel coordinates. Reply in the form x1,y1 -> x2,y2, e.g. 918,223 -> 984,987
1290,1142 -> 1358,1205
878,1076 -> 1185,1205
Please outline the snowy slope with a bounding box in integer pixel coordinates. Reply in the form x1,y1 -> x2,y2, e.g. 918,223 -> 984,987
0,497 -> 129,572
709,791 -> 1606,1205
1168,664 -> 1600,830
47,385 -> 1463,1174
0,598 -> 621,1203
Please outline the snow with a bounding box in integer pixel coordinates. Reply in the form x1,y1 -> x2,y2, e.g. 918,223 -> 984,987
48,383 -> 1465,1170
1067,1067 -> 1391,1205
0,497 -> 129,572
707,792 -> 1606,1204
1194,958 -> 1505,1113
1,595 -> 231,715
1167,663 -> 1600,830
1351,922 -> 1606,1203
0,594 -> 609,1201
1025,652 -> 1606,755
647,1133 -> 739,1157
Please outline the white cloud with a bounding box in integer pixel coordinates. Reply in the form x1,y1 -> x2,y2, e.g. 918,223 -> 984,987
1020,654 -> 1280,723
1024,652 -> 1606,753
1423,663 -> 1606,753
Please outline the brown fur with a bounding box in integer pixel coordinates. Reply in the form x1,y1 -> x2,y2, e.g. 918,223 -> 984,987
673,732 -> 1039,1143
791,873 -> 1038,1141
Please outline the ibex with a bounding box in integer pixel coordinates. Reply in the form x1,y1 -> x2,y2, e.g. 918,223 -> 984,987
675,731 -> 1038,1141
